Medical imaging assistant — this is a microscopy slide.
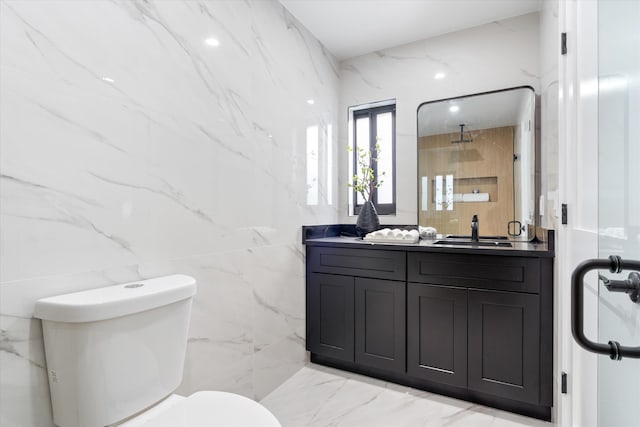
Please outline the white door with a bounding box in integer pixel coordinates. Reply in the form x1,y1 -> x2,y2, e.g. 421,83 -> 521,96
565,1 -> 640,427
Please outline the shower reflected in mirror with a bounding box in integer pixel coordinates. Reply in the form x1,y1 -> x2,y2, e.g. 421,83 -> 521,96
417,86 -> 536,241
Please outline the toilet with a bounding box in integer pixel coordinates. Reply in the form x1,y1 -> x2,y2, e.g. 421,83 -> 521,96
33,275 -> 281,427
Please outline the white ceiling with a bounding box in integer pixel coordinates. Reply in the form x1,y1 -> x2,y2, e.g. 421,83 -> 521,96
417,87 -> 534,137
280,0 -> 543,60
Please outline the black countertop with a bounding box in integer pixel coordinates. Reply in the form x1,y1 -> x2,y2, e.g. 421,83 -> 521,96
302,225 -> 554,258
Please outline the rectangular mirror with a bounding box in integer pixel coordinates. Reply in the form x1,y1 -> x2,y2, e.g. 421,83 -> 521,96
417,86 -> 536,241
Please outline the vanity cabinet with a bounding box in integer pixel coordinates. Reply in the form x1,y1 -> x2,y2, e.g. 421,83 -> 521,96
306,247 -> 406,373
407,251 -> 551,409
306,273 -> 405,372
406,284 -> 541,401
305,243 -> 553,421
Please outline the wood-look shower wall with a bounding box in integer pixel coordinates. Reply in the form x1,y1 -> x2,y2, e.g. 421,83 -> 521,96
418,126 -> 515,236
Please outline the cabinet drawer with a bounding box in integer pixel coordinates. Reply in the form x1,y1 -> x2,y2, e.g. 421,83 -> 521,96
408,253 -> 540,293
307,246 -> 406,281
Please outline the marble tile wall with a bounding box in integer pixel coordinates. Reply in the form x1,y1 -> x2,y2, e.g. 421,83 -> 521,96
0,1 -> 338,426
338,13 -> 541,225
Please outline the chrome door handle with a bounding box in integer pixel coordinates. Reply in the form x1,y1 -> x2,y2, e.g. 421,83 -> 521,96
571,256 -> 640,360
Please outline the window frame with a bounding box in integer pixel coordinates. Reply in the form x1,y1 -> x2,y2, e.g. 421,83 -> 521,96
352,103 -> 396,215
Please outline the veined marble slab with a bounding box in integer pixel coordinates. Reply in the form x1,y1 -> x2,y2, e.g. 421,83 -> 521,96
261,364 -> 551,427
338,12 -> 541,226
0,1 -> 338,425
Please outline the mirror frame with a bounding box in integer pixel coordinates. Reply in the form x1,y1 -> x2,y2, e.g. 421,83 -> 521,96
416,86 -> 537,241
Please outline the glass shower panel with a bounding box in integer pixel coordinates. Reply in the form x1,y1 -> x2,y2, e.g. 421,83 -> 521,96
597,1 -> 640,426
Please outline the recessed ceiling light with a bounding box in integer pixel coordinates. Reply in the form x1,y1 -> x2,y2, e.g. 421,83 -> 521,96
306,99 -> 315,105
204,38 -> 220,47
434,72 -> 446,79
449,105 -> 459,113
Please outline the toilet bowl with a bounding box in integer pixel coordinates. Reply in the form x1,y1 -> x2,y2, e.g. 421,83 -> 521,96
34,275 -> 281,427
119,392 -> 280,427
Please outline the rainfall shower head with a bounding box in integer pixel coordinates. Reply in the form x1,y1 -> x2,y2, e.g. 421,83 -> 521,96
451,124 -> 473,143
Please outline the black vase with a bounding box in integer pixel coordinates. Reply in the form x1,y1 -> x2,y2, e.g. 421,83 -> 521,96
356,201 -> 380,237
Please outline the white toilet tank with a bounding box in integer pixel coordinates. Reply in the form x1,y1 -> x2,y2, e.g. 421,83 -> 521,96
34,275 -> 197,427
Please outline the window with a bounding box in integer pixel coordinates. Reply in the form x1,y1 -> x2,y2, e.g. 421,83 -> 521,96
352,103 -> 396,215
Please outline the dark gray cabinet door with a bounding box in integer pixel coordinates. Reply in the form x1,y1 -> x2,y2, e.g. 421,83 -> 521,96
407,283 -> 467,387
468,289 -> 540,405
307,273 -> 354,362
355,278 -> 406,373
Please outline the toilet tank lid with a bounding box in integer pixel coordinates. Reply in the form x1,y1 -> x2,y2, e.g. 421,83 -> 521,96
33,275 -> 196,323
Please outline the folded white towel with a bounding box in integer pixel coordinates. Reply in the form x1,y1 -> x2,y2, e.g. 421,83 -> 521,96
419,226 -> 437,238
363,228 -> 419,243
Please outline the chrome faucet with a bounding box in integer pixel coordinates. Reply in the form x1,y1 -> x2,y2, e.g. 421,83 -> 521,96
471,215 -> 479,242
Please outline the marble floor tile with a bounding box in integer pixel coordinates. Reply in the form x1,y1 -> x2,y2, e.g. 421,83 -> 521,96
260,364 -> 552,427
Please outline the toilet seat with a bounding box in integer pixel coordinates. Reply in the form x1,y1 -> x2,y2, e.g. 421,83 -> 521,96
120,391 -> 281,427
